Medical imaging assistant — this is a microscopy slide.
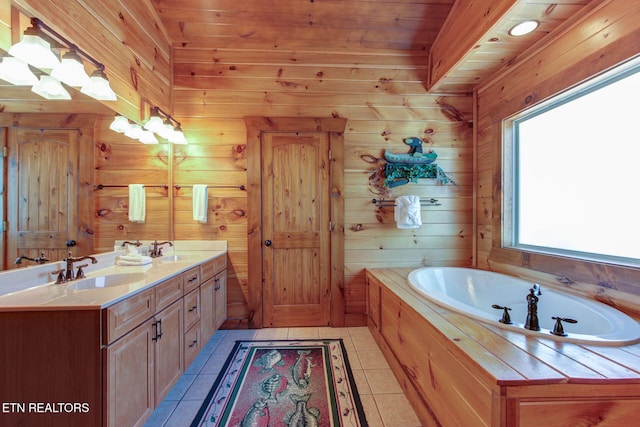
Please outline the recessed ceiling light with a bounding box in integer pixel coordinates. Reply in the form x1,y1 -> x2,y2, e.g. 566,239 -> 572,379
509,20 -> 539,37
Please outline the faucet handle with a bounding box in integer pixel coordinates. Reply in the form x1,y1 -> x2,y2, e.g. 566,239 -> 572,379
51,269 -> 65,284
551,316 -> 578,336
76,264 -> 89,279
491,304 -> 513,324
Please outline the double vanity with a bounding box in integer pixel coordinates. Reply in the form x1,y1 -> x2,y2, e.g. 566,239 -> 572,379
0,242 -> 227,427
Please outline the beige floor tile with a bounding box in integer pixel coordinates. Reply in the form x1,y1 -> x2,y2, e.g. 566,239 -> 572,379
374,393 -> 421,427
351,333 -> 379,351
357,349 -> 389,370
359,394 -> 384,427
163,399 -> 202,427
199,352 -> 228,375
182,374 -> 217,401
252,328 -> 289,340
348,326 -> 373,337
287,326 -> 320,339
364,369 -> 404,394
318,326 -> 350,338
351,369 -> 372,395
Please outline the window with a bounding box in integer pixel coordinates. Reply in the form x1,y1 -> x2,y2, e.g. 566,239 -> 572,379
504,58 -> 640,266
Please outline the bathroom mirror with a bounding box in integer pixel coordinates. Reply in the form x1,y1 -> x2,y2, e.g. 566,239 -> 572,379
0,80 -> 114,271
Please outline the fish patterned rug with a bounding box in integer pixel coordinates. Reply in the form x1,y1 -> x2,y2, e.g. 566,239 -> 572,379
191,339 -> 368,427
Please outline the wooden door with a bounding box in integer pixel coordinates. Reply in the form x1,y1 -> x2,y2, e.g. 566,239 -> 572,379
262,132 -> 331,327
7,128 -> 80,267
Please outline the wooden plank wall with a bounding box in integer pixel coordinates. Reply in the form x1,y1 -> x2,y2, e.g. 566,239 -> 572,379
1,0 -> 172,119
172,48 -> 473,325
94,47 -> 473,325
476,0 -> 640,314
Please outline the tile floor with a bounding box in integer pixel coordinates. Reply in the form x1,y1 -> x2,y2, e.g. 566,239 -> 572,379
144,326 -> 422,427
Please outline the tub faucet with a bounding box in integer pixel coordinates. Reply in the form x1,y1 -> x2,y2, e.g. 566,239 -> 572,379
150,240 -> 173,258
524,288 -> 541,331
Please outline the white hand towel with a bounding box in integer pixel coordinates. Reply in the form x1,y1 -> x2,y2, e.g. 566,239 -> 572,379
128,184 -> 146,223
192,184 -> 208,223
395,195 -> 422,229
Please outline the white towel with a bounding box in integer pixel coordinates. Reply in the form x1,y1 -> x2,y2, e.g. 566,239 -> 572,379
128,184 -> 146,223
395,195 -> 422,229
117,254 -> 153,266
192,184 -> 208,223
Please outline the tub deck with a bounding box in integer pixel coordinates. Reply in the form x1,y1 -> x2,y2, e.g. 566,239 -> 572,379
366,268 -> 640,426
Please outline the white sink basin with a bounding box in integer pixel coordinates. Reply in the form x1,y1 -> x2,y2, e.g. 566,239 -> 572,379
67,273 -> 147,290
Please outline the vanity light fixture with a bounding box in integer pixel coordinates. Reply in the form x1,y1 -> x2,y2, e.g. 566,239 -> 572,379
80,67 -> 117,101
168,124 -> 188,145
31,75 -> 71,100
8,20 -> 60,69
124,123 -> 144,140
158,117 -> 176,140
7,17 -> 117,101
139,130 -> 159,144
110,109 -> 188,145
143,106 -> 188,144
109,114 -> 130,133
0,56 -> 38,85
51,46 -> 91,87
143,107 -> 165,133
508,20 -> 539,37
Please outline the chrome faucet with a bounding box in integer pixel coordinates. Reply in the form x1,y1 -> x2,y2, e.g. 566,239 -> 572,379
14,252 -> 50,265
63,251 -> 98,282
150,240 -> 173,258
524,288 -> 541,331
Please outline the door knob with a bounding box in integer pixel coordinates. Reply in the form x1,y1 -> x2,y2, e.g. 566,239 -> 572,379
264,240 -> 272,246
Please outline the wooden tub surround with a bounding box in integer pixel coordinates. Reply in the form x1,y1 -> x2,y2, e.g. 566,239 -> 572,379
365,268 -> 640,427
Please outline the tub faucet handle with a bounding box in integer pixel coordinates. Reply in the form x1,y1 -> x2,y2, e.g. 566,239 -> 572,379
551,316 -> 578,336
491,304 -> 513,324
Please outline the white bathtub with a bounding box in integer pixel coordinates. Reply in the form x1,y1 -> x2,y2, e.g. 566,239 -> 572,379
407,267 -> 640,345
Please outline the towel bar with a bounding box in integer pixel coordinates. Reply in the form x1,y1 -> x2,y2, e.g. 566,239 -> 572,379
372,198 -> 441,207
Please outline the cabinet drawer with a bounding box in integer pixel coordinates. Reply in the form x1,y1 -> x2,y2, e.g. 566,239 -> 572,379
184,288 -> 200,331
183,266 -> 201,294
104,288 -> 155,344
200,255 -> 226,283
184,322 -> 201,368
156,274 -> 183,311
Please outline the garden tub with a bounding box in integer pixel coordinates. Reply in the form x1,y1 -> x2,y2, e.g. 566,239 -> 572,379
407,267 -> 640,345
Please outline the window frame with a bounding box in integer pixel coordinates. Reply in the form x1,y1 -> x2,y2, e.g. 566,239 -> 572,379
502,59 -> 640,267
489,56 -> 640,286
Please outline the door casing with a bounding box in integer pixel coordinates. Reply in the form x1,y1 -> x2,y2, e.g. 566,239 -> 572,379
245,116 -> 346,329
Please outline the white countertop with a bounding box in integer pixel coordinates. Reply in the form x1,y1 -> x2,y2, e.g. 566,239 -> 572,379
0,245 -> 226,312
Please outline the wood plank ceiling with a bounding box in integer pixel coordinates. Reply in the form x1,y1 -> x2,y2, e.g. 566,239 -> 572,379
151,0 -> 592,94
0,0 -> 594,109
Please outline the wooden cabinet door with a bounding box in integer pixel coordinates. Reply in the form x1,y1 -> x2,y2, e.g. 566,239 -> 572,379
154,299 -> 184,404
215,271 -> 227,329
105,318 -> 154,427
262,132 -> 331,327
200,277 -> 216,343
